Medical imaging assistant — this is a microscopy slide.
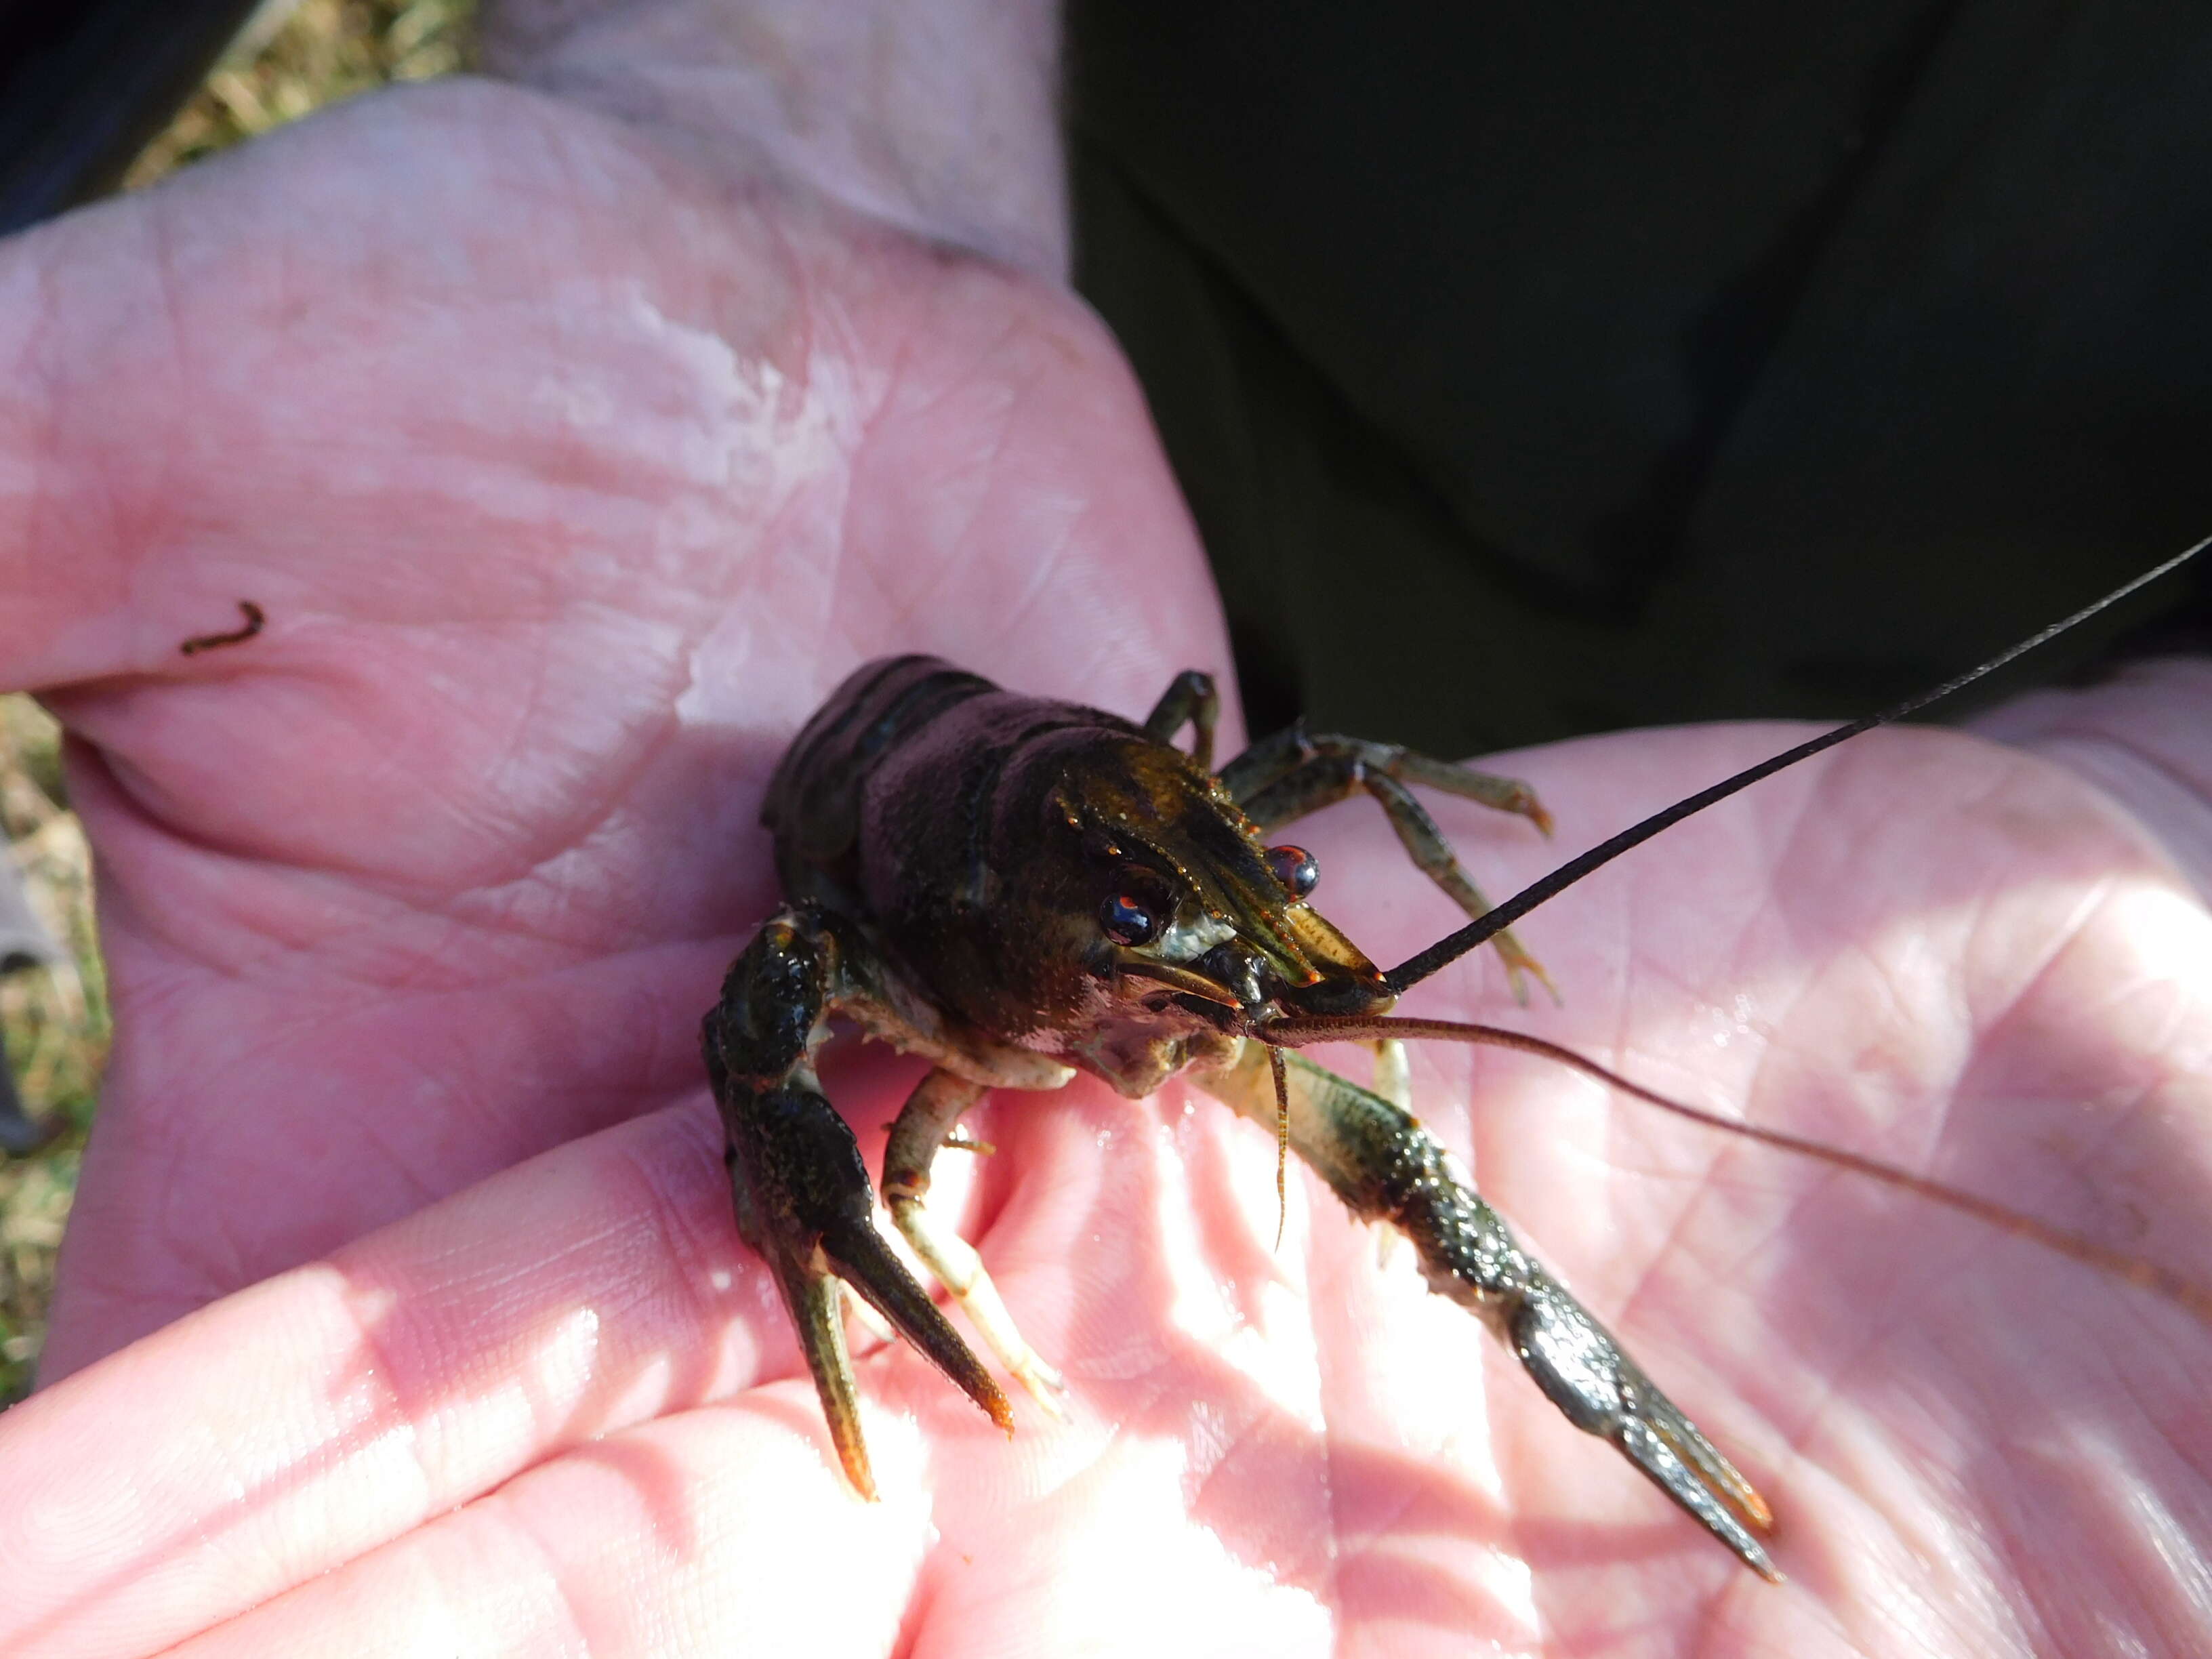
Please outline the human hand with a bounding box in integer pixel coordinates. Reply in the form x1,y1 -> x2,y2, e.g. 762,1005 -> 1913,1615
1,36 -> 1226,1372
5,605 -> 2209,1657
4,11 -> 2210,1653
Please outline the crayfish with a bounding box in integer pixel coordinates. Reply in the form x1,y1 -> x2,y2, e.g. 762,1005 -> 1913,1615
702,546 -> 2211,1584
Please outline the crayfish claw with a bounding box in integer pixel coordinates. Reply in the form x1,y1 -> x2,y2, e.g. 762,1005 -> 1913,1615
1510,1279 -> 1780,1582
1614,1418 -> 1780,1582
723,1082 -> 1012,1495
1197,1042 -> 1780,1579
773,1253 -> 878,1499
708,915 -> 1018,1495
817,1204 -> 1017,1437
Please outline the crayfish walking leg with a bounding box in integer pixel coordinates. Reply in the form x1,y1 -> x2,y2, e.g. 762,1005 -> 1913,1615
883,1069 -> 1069,1413
1213,716 -> 1557,1000
1197,1040 -> 1780,1581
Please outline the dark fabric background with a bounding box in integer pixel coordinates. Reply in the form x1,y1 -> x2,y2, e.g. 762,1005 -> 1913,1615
1069,1 -> 2212,754
0,0 -> 262,234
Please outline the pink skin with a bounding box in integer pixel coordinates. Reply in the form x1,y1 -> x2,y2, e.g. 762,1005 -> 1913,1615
2,68 -> 2210,1659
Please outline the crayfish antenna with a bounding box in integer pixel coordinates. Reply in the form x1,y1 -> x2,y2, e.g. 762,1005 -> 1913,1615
1269,1042 -> 1292,1250
1382,531 -> 2212,998
1263,1012 -> 2212,1327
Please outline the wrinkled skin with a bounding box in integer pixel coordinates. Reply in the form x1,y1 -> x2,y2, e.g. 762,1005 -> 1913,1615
1,77 -> 2209,1659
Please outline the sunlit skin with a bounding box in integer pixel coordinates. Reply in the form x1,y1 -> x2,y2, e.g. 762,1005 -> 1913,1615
0,61 -> 2209,1659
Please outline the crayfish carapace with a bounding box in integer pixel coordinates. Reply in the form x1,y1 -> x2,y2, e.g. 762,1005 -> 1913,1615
702,542 -> 2211,1585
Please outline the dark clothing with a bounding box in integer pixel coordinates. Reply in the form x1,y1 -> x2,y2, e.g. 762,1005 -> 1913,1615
0,0 -> 262,234
1069,1 -> 2212,754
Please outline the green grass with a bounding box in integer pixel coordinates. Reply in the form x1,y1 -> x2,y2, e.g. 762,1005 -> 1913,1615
0,697 -> 105,1402
0,0 -> 477,1408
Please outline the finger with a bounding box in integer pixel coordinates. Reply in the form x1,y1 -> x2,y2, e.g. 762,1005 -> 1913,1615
0,1099 -> 794,1659
163,1395 -> 935,1659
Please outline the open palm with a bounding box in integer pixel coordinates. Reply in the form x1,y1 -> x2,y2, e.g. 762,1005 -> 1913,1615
1,75 -> 2207,1659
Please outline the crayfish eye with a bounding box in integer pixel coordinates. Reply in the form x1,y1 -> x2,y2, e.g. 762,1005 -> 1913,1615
1099,893 -> 1163,947
1265,843 -> 1320,900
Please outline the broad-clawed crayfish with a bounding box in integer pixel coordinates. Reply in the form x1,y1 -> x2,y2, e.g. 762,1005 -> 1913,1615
701,544 -> 2211,1585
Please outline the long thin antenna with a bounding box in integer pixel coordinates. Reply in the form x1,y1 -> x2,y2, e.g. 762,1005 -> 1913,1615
1385,533 -> 2212,996
1261,1012 -> 2212,1324
1269,1042 -> 1290,1250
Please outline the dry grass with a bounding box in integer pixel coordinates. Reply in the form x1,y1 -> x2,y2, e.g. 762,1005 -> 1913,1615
0,0 -> 478,1407
0,699 -> 102,1403
123,0 -> 475,188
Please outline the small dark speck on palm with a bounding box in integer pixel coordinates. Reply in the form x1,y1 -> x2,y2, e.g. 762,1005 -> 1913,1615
180,600 -> 266,656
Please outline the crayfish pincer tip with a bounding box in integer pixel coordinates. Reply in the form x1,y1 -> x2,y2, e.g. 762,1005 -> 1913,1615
825,1222 -> 1017,1437
1741,1487 -> 1776,1534
1614,1416 -> 1782,1582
